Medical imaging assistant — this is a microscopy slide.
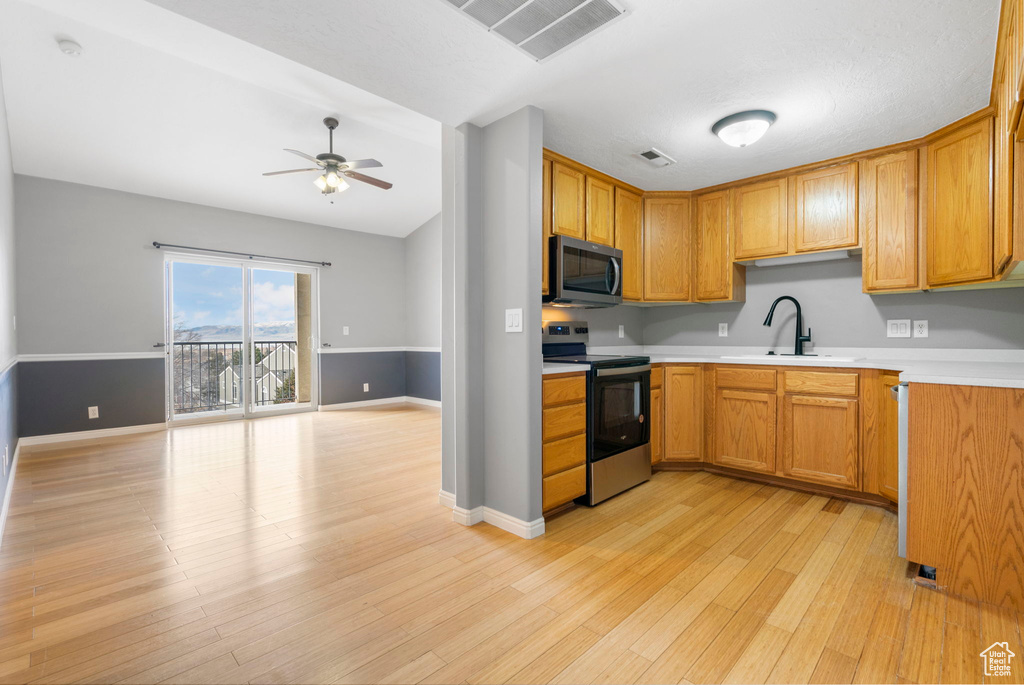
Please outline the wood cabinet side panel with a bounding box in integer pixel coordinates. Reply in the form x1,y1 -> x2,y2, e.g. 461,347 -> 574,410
615,186 -> 644,301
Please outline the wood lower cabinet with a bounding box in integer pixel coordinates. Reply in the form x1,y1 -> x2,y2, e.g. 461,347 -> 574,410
712,388 -> 777,474
542,373 -> 587,513
793,162 -> 859,252
644,195 -> 692,301
861,150 -> 920,292
695,190 -> 745,302
732,178 -> 789,259
781,394 -> 859,490
586,176 -> 615,246
925,118 -> 995,286
551,161 -> 586,240
664,365 -> 702,461
650,387 -> 664,465
615,186 -> 644,301
878,373 -> 900,503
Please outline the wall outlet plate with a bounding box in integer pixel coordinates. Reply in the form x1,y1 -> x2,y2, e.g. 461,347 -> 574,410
913,320 -> 929,338
618,325 -> 625,339
88,406 -> 99,419
363,383 -> 370,392
343,326 -> 350,336
505,308 -> 523,333
887,319 -> 911,338
719,323 -> 728,337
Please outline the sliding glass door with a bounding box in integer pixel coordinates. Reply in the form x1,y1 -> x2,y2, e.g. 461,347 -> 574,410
165,256 -> 318,421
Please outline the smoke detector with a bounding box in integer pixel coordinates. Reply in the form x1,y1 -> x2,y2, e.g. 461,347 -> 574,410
637,148 -> 677,168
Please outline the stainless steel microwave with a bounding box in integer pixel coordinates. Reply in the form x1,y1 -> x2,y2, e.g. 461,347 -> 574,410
545,235 -> 623,308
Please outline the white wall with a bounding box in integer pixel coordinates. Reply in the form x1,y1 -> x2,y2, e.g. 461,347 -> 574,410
14,176 -> 408,354
404,212 -> 441,349
0,65 -> 15,367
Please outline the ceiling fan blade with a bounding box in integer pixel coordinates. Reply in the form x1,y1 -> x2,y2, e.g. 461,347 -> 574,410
284,148 -> 322,165
340,158 -> 382,170
343,170 -> 393,190
262,168 -> 320,176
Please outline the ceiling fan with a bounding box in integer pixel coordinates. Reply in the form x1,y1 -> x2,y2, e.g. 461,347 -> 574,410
263,117 -> 393,195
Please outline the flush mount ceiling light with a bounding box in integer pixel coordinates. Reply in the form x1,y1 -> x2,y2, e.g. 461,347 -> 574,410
56,38 -> 82,56
712,110 -> 777,148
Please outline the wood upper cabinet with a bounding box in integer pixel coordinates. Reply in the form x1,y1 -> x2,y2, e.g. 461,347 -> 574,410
781,395 -> 860,490
793,162 -> 859,252
732,178 -> 789,259
615,186 -> 644,301
695,190 -> 745,302
542,158 -> 553,296
644,196 -> 692,301
586,176 -> 615,246
861,150 -> 920,292
650,387 -> 664,465
996,38 -> 1018,275
712,388 -> 776,474
925,118 -> 995,286
664,365 -> 703,461
878,373 -> 900,503
551,161 -> 586,240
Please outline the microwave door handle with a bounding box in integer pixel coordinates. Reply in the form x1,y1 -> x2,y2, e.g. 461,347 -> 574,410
609,257 -> 621,296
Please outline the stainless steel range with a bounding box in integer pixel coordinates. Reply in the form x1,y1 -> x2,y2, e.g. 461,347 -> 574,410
542,320 -> 651,505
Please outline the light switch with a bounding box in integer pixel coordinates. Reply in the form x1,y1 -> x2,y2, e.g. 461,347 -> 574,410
618,325 -> 625,339
719,323 -> 728,337
505,308 -> 523,333
343,326 -> 350,336
887,319 -> 911,338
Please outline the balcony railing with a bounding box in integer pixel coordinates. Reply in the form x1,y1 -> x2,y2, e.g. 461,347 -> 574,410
172,341 -> 298,414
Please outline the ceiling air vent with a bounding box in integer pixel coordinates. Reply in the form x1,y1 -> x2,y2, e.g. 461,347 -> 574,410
440,0 -> 628,62
638,148 -> 677,168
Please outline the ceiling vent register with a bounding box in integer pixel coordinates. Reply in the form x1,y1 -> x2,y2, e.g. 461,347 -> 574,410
442,0 -> 627,61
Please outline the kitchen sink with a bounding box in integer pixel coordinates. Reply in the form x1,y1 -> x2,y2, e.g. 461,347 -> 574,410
719,355 -> 864,363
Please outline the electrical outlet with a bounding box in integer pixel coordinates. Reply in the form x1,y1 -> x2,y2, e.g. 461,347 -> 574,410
363,383 -> 369,393
719,323 -> 728,337
913,320 -> 929,338
618,325 -> 625,339
504,308 -> 523,333
88,406 -> 99,419
343,326 -> 350,336
887,319 -> 911,338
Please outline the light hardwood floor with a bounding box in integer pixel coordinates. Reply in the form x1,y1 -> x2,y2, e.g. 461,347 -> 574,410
0,405 -> 1018,684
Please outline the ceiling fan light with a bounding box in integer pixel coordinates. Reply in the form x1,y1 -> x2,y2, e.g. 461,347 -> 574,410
336,177 -> 350,192
313,174 -> 328,191
712,110 -> 777,148
325,168 -> 341,188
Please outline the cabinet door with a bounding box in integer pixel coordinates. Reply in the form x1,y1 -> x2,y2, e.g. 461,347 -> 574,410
696,190 -> 743,301
781,395 -> 860,490
664,365 -> 702,461
615,186 -> 643,301
713,389 -> 776,473
926,118 -> 994,286
644,196 -> 692,301
996,49 -> 1016,274
542,158 -> 553,295
878,374 -> 900,503
552,161 -> 586,239
793,162 -> 859,252
586,176 -> 615,246
861,150 -> 920,292
732,178 -> 789,259
651,387 -> 664,465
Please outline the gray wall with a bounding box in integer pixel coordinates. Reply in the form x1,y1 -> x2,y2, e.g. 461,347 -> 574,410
405,212 -> 441,348
320,352 -> 407,405
542,304 -> 644,347
0,60 -> 17,526
17,359 -> 165,437
14,175 -> 408,355
406,351 -> 440,401
643,258 -> 1024,350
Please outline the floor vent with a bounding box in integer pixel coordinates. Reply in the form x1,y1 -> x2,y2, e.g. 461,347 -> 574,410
440,0 -> 628,62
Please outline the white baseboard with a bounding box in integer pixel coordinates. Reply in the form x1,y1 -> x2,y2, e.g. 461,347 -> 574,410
438,489 -> 455,508
0,443 -> 21,552
451,504 -> 545,539
18,422 -> 167,448
319,396 -> 440,411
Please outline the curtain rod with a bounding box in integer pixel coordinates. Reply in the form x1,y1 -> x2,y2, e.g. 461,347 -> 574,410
152,242 -> 331,267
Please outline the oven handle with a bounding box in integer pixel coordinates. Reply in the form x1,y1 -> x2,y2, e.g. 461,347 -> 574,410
596,364 -> 651,377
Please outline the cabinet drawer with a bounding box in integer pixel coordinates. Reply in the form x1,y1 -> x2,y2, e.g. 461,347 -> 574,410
715,367 -> 777,391
543,375 -> 587,407
543,464 -> 586,511
543,402 -> 586,441
784,371 -> 859,396
543,433 -> 587,476
650,366 -> 664,390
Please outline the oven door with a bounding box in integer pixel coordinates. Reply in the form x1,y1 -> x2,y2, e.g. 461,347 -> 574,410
590,365 -> 651,462
549,236 -> 623,307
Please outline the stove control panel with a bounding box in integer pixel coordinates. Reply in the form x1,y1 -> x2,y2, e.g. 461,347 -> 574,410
542,320 -> 589,343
